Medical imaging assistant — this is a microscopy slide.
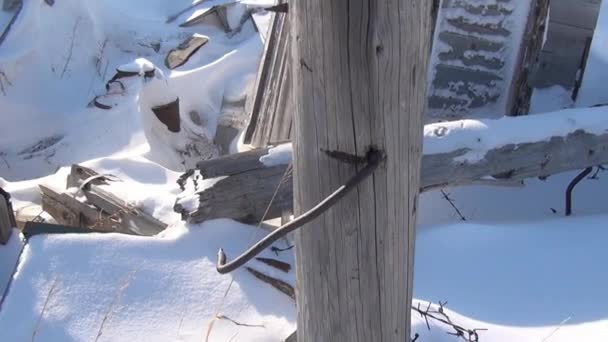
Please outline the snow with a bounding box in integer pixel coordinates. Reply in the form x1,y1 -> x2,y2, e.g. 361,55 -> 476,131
0,220 -> 296,342
117,58 -> 156,73
423,106 -> 608,161
259,143 -> 292,166
530,85 -> 573,114
0,0 -> 607,341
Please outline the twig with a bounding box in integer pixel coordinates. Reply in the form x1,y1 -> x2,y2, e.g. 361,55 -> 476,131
588,165 -> 605,180
246,267 -> 295,301
255,257 -> 291,273
32,277 -> 59,342
0,152 -> 10,169
0,70 -> 12,96
95,268 -> 138,342
60,17 -> 81,78
541,316 -> 571,341
204,278 -> 235,342
216,314 -> 265,328
271,245 -> 294,255
440,190 -> 467,221
413,301 -> 486,342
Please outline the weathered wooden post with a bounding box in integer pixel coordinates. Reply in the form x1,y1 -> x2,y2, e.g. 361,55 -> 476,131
291,0 -> 432,340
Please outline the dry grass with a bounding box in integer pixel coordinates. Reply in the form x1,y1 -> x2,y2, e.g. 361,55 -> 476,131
31,277 -> 59,342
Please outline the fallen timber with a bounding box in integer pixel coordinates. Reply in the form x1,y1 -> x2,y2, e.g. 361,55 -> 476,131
175,107 -> 608,224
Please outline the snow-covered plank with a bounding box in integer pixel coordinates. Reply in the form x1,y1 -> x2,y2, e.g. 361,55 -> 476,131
426,0 -> 533,121
180,106 -> 608,223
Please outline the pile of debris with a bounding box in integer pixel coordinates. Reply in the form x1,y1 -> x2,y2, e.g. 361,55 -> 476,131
35,165 -> 167,237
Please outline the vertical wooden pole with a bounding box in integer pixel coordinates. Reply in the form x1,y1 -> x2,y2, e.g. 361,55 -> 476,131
291,0 -> 432,341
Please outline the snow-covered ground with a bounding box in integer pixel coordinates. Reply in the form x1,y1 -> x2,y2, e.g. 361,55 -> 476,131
1,1 -> 607,341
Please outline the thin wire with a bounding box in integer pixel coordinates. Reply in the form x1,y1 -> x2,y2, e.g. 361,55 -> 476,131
204,161 -> 293,341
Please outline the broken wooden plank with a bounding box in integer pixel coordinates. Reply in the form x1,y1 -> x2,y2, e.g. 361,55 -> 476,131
0,0 -> 21,47
176,163 -> 292,224
180,107 -> 608,224
179,1 -> 238,30
196,147 -> 270,178
165,34 -> 209,70
41,165 -> 167,236
0,188 -> 14,245
284,331 -> 297,342
68,166 -> 167,236
255,257 -> 291,273
243,5 -> 292,147
506,0 -> 550,115
246,267 -> 295,301
22,222 -> 111,239
40,184 -> 119,233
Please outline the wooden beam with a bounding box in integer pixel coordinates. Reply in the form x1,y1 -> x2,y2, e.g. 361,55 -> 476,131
178,108 -> 608,224
291,0 -> 431,339
243,5 -> 292,147
507,0 -> 550,115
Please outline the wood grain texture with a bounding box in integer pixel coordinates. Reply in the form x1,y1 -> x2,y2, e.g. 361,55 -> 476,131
182,121 -> 608,224
506,0 -> 550,115
244,6 -> 293,147
291,0 -> 432,340
0,196 -> 12,244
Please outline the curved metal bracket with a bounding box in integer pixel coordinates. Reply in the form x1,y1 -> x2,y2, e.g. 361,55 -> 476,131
216,147 -> 385,274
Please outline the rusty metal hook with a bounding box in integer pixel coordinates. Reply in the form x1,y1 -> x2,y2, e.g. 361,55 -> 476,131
216,147 -> 385,274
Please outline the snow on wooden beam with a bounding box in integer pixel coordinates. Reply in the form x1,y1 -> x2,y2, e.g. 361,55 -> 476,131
176,106 -> 608,224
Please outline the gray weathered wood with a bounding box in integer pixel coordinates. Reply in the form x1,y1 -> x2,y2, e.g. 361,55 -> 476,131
181,108 -> 608,225
0,194 -> 12,244
79,185 -> 167,236
40,184 -> 118,232
41,165 -> 167,236
243,5 -> 293,147
165,34 -> 209,70
506,0 -> 550,115
291,0 -> 431,340
178,1 -> 237,29
0,0 -> 21,47
2,0 -> 19,11
176,163 -> 292,223
532,0 -> 601,89
283,331 -> 297,342
195,147 -> 270,178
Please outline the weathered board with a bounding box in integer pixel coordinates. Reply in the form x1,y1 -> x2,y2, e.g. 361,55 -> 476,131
427,0 -> 535,121
180,107 -> 608,224
531,0 -> 602,90
0,190 -> 14,244
41,165 -> 167,236
508,0 -> 550,115
245,0 -> 551,146
243,5 -> 292,148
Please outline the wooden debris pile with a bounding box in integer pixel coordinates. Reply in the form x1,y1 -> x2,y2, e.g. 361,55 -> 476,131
39,164 -> 167,236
